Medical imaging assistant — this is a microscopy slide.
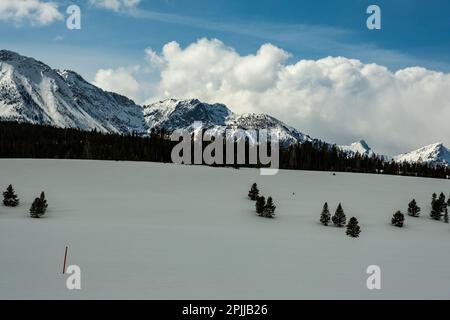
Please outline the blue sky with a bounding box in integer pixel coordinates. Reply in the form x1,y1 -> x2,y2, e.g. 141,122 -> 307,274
1,0 -> 450,80
1,0 -> 450,154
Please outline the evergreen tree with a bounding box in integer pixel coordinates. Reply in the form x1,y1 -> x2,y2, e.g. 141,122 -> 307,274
320,202 -> 331,226
255,196 -> 266,215
438,192 -> 446,213
0,121 -> 449,179
248,183 -> 259,201
332,203 -> 346,227
430,193 -> 443,221
446,195 -> 450,223
346,217 -> 361,238
3,184 -> 19,207
263,196 -> 276,218
29,191 -> 48,218
391,211 -> 405,227
39,192 -> 48,212
431,193 -> 437,207
407,199 -> 421,217
30,198 -> 42,218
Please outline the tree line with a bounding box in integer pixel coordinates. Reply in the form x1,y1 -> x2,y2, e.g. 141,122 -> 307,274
0,121 -> 449,179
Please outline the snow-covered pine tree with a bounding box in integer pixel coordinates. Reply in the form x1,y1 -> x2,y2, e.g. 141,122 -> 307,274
438,192 -> 446,211
256,196 -> 266,216
263,197 -> 276,218
320,202 -> 331,226
332,203 -> 346,227
391,211 -> 405,227
248,183 -> 259,201
39,192 -> 48,213
30,198 -> 42,218
432,193 -> 437,205
346,217 -> 361,238
407,199 -> 420,217
29,191 -> 48,218
430,194 -> 442,221
3,184 -> 19,207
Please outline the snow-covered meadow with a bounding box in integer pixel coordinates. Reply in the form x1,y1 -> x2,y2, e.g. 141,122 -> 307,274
0,159 -> 449,299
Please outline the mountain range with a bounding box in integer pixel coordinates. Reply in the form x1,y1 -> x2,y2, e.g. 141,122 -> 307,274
0,49 -> 448,166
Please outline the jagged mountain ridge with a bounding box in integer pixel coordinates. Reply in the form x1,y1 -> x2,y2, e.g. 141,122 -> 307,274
143,98 -> 313,145
0,50 -> 147,135
394,143 -> 450,167
1,49 -> 448,166
338,140 -> 374,157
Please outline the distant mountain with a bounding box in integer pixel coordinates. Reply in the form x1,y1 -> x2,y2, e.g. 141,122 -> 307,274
394,143 -> 450,167
0,50 -> 147,135
337,140 -> 390,161
0,50 -> 313,146
144,98 -> 313,146
1,49 -> 448,167
338,140 -> 374,157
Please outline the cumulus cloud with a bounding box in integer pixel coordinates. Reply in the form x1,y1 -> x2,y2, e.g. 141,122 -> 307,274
0,0 -> 63,26
89,0 -> 140,12
94,66 -> 141,102
144,47 -> 165,70
137,38 -> 450,155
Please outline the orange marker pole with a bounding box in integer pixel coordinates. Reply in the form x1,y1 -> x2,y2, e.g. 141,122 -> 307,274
63,246 -> 68,274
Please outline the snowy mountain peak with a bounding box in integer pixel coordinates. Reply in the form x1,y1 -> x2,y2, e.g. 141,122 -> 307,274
358,139 -> 370,150
144,99 -> 312,145
0,50 -> 20,61
0,50 -> 147,135
143,98 -> 232,131
394,143 -> 450,167
339,140 -> 374,156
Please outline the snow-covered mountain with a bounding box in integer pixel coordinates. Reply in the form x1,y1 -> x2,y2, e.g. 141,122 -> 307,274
394,143 -> 450,167
0,50 -> 312,146
338,140 -> 374,157
144,98 -> 313,145
2,49 -> 448,167
0,50 -> 147,135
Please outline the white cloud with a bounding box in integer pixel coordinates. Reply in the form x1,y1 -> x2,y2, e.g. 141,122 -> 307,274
141,38 -> 450,155
0,0 -> 63,26
144,47 -> 165,69
94,66 -> 141,102
89,0 -> 140,12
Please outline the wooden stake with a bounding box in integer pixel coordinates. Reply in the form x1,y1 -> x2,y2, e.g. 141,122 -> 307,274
63,246 -> 68,274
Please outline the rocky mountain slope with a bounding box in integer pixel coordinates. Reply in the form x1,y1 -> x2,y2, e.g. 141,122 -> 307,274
0,50 -> 147,135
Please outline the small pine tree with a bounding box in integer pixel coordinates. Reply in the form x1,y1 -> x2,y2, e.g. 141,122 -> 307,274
430,195 -> 442,221
3,184 -> 19,207
263,196 -> 276,218
255,196 -> 266,215
407,199 -> 420,217
432,193 -> 437,205
29,191 -> 48,218
39,192 -> 48,212
320,202 -> 331,226
248,183 -> 259,201
30,198 -> 42,218
346,217 -> 361,238
438,192 -> 446,212
391,211 -> 405,227
332,203 -> 346,227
